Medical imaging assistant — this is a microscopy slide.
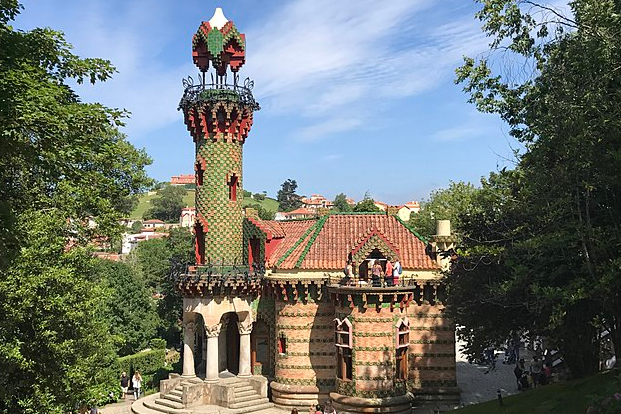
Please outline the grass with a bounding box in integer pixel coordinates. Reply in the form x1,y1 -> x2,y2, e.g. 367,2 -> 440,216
130,188 -> 279,220
454,370 -> 620,414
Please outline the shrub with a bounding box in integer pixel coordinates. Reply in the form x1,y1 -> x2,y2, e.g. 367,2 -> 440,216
149,338 -> 167,349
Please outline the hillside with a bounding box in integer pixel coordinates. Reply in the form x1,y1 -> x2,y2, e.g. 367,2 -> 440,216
130,188 -> 279,220
454,370 -> 620,414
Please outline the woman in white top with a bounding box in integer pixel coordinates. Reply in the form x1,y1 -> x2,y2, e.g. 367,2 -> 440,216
132,371 -> 142,400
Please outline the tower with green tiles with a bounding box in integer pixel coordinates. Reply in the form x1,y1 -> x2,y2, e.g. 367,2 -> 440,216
179,8 -> 259,266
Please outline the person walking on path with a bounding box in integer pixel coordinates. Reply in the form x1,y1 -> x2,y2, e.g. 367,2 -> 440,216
120,372 -> 130,399
530,356 -> 543,387
132,371 -> 142,400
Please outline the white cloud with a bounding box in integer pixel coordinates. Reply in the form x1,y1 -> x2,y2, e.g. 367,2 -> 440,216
244,0 -> 489,141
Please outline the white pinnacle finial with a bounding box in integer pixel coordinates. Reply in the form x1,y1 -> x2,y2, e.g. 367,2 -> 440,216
209,7 -> 229,29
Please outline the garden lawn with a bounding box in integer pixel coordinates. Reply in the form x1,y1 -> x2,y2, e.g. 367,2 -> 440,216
454,370 -> 619,414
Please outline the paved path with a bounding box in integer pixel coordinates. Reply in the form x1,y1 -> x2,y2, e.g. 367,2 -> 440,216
99,396 -> 133,414
455,339 -> 523,407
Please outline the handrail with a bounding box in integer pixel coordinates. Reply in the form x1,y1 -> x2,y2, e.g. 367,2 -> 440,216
178,78 -> 260,112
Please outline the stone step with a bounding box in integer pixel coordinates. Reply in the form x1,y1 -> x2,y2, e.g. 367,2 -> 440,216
143,399 -> 190,414
235,389 -> 258,398
132,400 -> 167,414
169,390 -> 183,398
229,402 -> 274,414
163,393 -> 183,404
234,393 -> 262,403
229,380 -> 251,388
155,398 -> 185,410
229,397 -> 270,409
233,385 -> 254,393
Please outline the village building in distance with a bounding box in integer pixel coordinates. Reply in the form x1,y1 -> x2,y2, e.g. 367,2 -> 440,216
132,8 -> 460,414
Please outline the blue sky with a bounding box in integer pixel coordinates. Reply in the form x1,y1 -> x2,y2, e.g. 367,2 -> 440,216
16,0 -> 535,204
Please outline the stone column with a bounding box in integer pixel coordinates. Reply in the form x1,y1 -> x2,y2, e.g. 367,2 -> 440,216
237,320 -> 253,378
205,323 -> 222,383
182,319 -> 197,378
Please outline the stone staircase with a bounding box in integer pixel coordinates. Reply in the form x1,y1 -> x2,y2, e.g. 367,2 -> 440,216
131,378 -> 273,414
224,378 -> 273,414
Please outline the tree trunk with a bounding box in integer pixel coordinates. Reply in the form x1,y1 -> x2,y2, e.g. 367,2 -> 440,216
557,301 -> 599,378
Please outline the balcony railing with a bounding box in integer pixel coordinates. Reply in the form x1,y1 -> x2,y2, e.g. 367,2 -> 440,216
169,260 -> 266,284
178,75 -> 260,112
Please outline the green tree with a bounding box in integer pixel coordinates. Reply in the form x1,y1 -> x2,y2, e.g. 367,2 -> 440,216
353,194 -> 381,213
277,179 -> 302,212
129,228 -> 193,345
144,185 -> 186,222
253,192 -> 266,201
93,260 -> 158,356
451,0 -> 621,377
0,2 -> 152,411
246,203 -> 276,220
131,220 -> 143,233
333,193 -> 352,212
409,181 -> 478,239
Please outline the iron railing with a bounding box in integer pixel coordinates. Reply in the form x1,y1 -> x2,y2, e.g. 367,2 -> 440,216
169,259 -> 266,284
178,74 -> 260,112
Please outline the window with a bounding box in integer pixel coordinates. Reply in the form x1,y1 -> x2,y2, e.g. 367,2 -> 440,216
277,333 -> 287,355
335,318 -> 353,380
395,318 -> 410,380
196,162 -> 204,186
228,174 -> 238,201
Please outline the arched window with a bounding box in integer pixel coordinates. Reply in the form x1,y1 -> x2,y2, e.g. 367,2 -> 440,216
395,318 -> 410,380
335,318 -> 353,380
228,174 -> 238,201
277,332 -> 287,356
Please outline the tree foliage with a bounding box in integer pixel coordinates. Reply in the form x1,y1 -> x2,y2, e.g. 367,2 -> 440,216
277,179 -> 302,212
448,0 -> 621,378
333,193 -> 352,212
409,181 -> 478,239
143,185 -> 186,222
0,2 -> 152,411
92,260 -> 159,357
353,194 -> 381,213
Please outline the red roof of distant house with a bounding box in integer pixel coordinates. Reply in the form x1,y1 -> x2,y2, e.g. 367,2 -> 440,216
254,213 -> 436,271
143,219 -> 165,224
287,208 -> 315,216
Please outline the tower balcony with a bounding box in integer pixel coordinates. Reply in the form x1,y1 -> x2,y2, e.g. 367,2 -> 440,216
170,260 -> 265,297
178,76 -> 260,113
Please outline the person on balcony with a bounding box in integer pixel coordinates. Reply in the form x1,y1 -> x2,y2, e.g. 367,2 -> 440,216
371,260 -> 382,287
392,259 -> 402,286
384,258 -> 393,287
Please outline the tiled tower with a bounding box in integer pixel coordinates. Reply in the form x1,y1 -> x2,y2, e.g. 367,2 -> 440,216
179,8 -> 260,266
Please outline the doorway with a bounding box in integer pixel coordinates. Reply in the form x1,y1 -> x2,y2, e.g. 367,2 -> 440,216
221,312 -> 240,374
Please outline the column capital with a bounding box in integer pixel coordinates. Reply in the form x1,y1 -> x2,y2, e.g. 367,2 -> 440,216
237,320 -> 253,335
205,323 -> 222,338
183,320 -> 197,335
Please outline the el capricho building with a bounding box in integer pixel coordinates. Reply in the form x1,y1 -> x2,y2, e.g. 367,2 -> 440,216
141,8 -> 460,414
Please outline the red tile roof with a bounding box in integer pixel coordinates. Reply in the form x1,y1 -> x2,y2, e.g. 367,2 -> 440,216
261,220 -> 316,267
256,214 -> 436,271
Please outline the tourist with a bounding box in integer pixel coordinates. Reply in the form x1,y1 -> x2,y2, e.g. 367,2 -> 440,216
384,258 -> 393,287
132,371 -> 143,400
323,401 -> 336,414
291,408 -> 299,414
541,363 -> 551,385
392,258 -> 402,286
371,260 -> 382,287
530,356 -> 543,387
120,371 -> 130,399
314,404 -> 323,414
514,358 -> 528,390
